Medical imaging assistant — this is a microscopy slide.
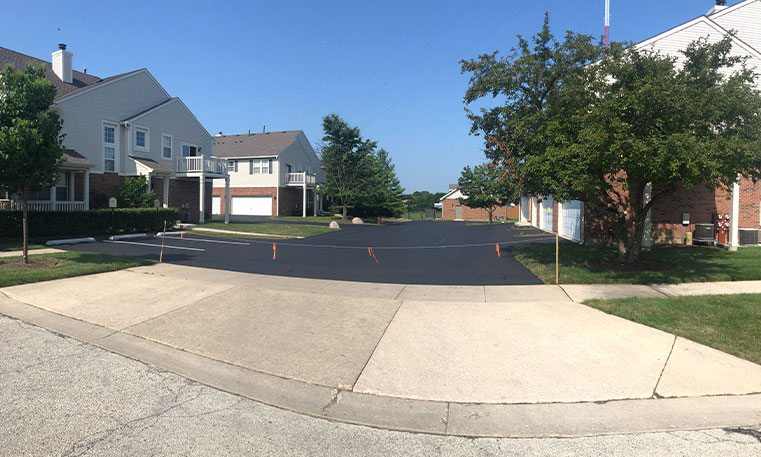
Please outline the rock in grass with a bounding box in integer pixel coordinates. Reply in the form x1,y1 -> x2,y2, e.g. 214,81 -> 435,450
329,221 -> 340,229
351,217 -> 364,225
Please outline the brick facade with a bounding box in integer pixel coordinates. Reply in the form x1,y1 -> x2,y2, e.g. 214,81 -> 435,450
212,186 -> 315,216
89,172 -> 125,209
442,199 -> 518,221
169,179 -> 212,223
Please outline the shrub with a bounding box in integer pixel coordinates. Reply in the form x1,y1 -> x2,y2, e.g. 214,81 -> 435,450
117,176 -> 157,208
0,208 -> 179,238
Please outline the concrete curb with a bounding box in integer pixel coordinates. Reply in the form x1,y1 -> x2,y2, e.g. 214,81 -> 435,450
45,237 -> 96,246
190,227 -> 304,239
1,294 -> 759,438
107,234 -> 147,241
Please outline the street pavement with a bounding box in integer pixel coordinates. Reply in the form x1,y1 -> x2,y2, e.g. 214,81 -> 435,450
60,220 -> 552,285
2,315 -> 761,457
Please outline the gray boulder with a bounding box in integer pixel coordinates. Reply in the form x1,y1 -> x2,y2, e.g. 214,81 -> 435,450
329,221 -> 340,229
352,217 -> 364,225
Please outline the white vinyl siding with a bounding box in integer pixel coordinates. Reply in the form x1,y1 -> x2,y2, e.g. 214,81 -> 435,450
712,1 -> 761,56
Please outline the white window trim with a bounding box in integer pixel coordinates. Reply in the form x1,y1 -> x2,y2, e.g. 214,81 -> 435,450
161,133 -> 173,160
134,125 -> 149,153
102,120 -> 118,173
181,142 -> 199,158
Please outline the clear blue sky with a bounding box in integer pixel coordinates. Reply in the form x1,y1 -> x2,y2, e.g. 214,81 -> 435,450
1,0 -> 729,192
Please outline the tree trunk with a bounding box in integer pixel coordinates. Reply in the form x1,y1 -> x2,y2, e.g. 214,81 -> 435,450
342,202 -> 348,219
22,186 -> 29,265
488,209 -> 493,223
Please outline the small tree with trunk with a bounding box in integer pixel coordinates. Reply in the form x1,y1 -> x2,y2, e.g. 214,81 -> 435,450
0,64 -> 64,263
117,176 -> 157,208
319,114 -> 376,218
457,163 -> 518,223
462,15 -> 761,262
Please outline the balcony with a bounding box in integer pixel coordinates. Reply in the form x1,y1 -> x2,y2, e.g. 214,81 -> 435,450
0,200 -> 86,212
176,156 -> 228,178
286,172 -> 316,187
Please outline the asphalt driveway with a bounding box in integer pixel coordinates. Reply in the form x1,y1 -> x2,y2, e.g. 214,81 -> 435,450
63,221 -> 554,285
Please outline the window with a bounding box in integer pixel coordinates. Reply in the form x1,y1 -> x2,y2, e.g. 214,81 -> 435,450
249,159 -> 270,174
55,173 -> 68,201
103,124 -> 116,171
298,162 -> 303,172
227,160 -> 236,171
162,135 -> 172,159
135,129 -> 146,148
182,144 -> 198,157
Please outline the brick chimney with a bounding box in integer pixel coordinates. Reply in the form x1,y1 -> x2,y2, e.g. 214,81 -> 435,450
52,43 -> 73,84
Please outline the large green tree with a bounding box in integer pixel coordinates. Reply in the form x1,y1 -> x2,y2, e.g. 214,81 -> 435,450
457,163 -> 518,223
402,191 -> 446,212
319,114 -> 376,218
462,16 -> 761,262
0,64 -> 64,263
354,148 -> 405,218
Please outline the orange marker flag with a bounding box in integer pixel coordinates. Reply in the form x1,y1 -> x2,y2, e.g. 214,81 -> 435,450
273,243 -> 276,260
368,247 -> 379,264
496,243 -> 501,258
180,231 -> 184,239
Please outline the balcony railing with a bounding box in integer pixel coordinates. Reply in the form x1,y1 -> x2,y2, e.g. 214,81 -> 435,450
177,156 -> 227,176
0,200 -> 85,211
286,172 -> 316,186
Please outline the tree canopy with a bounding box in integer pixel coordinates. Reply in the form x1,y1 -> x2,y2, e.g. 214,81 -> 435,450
462,15 -> 761,261
457,163 -> 518,223
0,63 -> 64,263
402,191 -> 446,212
319,114 -> 404,219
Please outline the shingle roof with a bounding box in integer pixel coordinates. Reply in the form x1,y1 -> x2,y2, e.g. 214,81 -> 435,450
131,157 -> 172,173
0,46 -> 138,100
213,131 -> 302,158
62,148 -> 95,167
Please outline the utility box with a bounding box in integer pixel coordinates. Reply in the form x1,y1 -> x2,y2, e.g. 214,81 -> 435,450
693,223 -> 715,245
739,229 -> 759,246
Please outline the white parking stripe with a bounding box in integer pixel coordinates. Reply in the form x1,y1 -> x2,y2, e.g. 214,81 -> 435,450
104,240 -> 205,251
158,235 -> 249,246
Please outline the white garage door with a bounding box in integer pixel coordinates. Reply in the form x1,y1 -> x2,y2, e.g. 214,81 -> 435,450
212,196 -> 221,215
231,196 -> 272,216
560,200 -> 583,242
520,196 -> 529,222
540,195 -> 553,232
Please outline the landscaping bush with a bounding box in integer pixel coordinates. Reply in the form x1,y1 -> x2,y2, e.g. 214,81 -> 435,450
0,208 -> 179,238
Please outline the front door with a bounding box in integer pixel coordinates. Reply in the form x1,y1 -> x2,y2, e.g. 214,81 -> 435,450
455,205 -> 463,220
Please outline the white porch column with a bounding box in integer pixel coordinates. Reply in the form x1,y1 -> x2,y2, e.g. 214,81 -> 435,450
224,176 -> 230,224
50,182 -> 57,211
302,177 -> 307,218
199,172 -> 206,224
729,177 -> 740,251
68,171 -> 75,202
146,173 -> 152,193
84,170 -> 90,210
313,188 -> 318,217
162,176 -> 169,208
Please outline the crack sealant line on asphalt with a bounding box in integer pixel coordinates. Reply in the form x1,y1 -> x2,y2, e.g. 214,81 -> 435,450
652,335 -> 678,399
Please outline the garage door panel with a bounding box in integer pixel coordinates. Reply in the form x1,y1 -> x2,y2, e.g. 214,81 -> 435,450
212,196 -> 221,215
231,196 -> 272,216
560,200 -> 583,242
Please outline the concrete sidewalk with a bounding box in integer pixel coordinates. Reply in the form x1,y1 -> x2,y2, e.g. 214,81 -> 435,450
1,263 -> 760,437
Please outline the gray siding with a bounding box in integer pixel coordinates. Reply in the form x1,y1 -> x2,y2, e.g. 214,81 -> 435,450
129,100 -> 213,170
55,71 -> 170,174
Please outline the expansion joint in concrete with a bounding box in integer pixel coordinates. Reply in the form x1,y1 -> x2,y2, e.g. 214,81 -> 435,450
653,335 -> 678,398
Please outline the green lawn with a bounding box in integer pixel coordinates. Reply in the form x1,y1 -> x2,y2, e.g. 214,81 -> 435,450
197,222 -> 335,238
0,252 -> 152,288
266,216 -> 396,225
0,238 -> 48,252
585,294 -> 761,365
512,243 -> 761,284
